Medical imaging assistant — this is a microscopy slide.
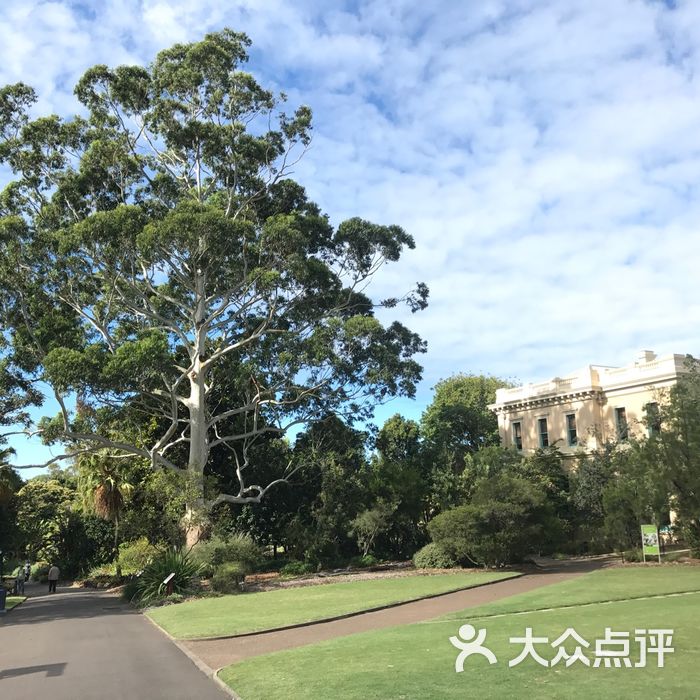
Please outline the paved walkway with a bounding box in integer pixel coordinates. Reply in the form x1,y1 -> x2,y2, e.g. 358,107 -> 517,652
184,558 -> 609,670
0,583 -> 228,700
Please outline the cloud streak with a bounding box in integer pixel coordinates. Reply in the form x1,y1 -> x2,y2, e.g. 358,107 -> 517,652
2,0 -> 699,435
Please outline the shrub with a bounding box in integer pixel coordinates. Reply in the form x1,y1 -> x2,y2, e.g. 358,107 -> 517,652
413,543 -> 456,569
677,518 -> 700,558
121,576 -> 140,602
621,548 -> 644,563
349,503 -> 395,557
83,563 -> 120,588
428,474 -> 548,567
211,561 -> 249,593
134,549 -> 201,604
349,554 -> 379,569
119,537 -> 160,574
31,561 -> 50,583
191,534 -> 263,577
256,557 -> 292,573
280,560 -> 314,577
88,563 -> 117,577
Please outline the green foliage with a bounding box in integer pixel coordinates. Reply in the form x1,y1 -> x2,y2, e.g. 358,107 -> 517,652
60,512 -> 114,577
134,549 -> 201,604
118,537 -> 159,573
349,502 -> 396,557
412,543 -> 456,569
428,474 -> 548,566
571,445 -> 615,550
16,476 -> 75,560
119,468 -> 194,548
121,576 -> 140,603
676,518 -> 700,558
421,374 -> 513,467
0,461 -> 23,556
31,561 -> 50,583
621,548 -> 644,562
288,417 -> 371,566
647,361 -> 700,547
0,28 -> 427,526
280,561 -> 314,577
211,561 -> 249,593
348,553 -> 379,568
190,534 -> 263,577
369,415 -> 428,558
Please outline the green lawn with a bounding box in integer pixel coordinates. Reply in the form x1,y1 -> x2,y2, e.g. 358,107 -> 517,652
6,596 -> 26,610
219,567 -> 700,700
442,565 -> 700,620
147,571 -> 516,639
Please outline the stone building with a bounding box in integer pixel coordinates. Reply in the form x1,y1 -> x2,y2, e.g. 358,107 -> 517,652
489,351 -> 694,459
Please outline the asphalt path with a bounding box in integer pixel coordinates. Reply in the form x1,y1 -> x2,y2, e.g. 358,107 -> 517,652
0,583 -> 228,700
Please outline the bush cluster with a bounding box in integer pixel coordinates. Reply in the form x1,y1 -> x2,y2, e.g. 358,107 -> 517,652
119,537 -> 160,573
129,549 -> 201,604
31,561 -> 50,583
191,534 -> 263,577
211,561 -> 249,593
349,554 -> 379,569
412,543 -> 456,569
280,560 -> 314,577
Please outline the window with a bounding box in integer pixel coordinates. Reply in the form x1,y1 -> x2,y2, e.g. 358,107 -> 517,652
538,417 -> 549,447
646,402 -> 661,437
512,421 -> 522,450
615,407 -> 628,441
566,413 -> 577,446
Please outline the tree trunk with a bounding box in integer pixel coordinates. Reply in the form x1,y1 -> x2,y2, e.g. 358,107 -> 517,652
184,266 -> 210,551
183,497 -> 206,550
114,516 -> 121,578
182,461 -> 207,549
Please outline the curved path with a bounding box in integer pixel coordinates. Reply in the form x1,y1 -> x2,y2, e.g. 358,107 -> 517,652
183,558 -> 609,671
0,583 -> 228,700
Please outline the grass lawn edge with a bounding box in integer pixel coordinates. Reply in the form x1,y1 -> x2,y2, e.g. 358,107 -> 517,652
454,586 -> 700,622
150,571 -> 522,642
4,596 -> 27,611
216,569 -> 700,700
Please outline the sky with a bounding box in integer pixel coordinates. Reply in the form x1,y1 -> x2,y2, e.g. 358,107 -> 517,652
2,0 -> 700,467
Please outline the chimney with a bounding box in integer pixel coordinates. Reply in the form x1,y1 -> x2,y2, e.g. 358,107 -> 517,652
636,350 -> 656,364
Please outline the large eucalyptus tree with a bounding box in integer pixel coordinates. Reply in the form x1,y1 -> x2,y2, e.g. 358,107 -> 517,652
0,30 -> 427,535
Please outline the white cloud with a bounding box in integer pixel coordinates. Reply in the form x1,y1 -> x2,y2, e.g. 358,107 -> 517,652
2,0 -> 700,437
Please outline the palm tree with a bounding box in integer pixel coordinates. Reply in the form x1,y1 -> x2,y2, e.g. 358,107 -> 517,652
0,447 -> 20,505
79,455 -> 134,577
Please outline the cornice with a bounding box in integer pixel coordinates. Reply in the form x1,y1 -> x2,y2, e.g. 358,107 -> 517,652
491,389 -> 604,413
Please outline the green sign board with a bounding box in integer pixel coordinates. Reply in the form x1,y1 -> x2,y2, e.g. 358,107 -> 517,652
641,524 -> 661,562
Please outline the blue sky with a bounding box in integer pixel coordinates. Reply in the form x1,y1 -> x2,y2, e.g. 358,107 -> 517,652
3,0 -> 700,469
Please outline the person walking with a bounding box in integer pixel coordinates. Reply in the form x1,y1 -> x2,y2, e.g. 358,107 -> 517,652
24,560 -> 30,582
47,564 -> 60,593
14,566 -> 25,595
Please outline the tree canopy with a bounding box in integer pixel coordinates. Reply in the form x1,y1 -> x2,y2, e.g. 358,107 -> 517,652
0,29 -> 427,527
421,373 -> 512,467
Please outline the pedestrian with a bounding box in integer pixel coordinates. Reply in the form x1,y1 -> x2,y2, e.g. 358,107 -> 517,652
14,566 -> 25,595
48,564 -> 60,593
24,560 -> 30,582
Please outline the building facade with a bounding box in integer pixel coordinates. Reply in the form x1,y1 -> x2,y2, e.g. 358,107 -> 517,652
489,351 -> 694,458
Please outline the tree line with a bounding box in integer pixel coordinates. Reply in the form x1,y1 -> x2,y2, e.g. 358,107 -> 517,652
2,369 -> 698,578
0,30 -> 698,579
